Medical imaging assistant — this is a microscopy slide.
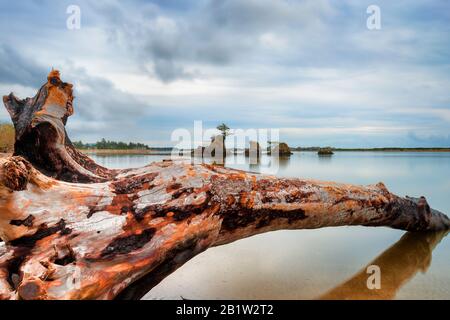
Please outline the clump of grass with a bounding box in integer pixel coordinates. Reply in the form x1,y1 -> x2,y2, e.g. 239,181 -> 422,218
0,122 -> 14,153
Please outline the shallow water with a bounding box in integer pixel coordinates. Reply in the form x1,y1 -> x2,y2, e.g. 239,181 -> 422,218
90,152 -> 450,299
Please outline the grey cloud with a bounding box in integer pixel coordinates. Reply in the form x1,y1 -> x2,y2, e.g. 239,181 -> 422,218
206,0 -> 334,31
63,67 -> 151,122
0,51 -> 157,142
96,0 -> 336,82
151,58 -> 192,82
0,45 -> 48,88
1,0 -> 450,147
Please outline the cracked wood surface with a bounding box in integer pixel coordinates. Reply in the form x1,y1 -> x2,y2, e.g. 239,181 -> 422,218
0,71 -> 448,300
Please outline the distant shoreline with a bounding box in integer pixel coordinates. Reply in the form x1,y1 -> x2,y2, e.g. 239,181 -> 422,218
2,147 -> 450,159
292,148 -> 450,152
82,148 -> 450,154
79,149 -> 172,155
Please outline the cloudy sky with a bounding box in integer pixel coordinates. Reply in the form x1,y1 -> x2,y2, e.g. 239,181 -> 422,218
1,0 -> 449,147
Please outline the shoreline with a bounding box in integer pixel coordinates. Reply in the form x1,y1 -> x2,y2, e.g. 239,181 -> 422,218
80,149 -> 172,155
2,148 -> 450,160
82,148 -> 450,155
292,148 -> 450,153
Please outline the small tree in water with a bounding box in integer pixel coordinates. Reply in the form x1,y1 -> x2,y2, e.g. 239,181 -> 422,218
216,123 -> 231,141
207,123 -> 231,162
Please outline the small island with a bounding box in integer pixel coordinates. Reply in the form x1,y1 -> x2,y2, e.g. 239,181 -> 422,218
317,147 -> 334,156
270,142 -> 293,156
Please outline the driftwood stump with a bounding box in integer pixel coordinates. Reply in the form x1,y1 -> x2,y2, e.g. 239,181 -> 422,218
0,71 -> 449,300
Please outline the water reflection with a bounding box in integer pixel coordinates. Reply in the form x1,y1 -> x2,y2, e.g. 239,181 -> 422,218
319,231 -> 448,300
317,154 -> 333,163
278,156 -> 291,170
89,152 -> 450,299
117,231 -> 447,300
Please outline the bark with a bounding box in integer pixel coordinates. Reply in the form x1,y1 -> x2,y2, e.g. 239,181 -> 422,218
0,71 -> 449,300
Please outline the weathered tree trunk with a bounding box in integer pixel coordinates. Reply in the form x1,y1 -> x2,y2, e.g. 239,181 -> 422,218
3,70 -> 113,183
0,71 -> 448,300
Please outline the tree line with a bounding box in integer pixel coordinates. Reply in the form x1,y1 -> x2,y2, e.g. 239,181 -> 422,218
73,138 -> 150,150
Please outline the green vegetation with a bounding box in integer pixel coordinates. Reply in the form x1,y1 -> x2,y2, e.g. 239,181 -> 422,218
0,123 -> 14,153
73,138 -> 150,150
216,123 -> 231,140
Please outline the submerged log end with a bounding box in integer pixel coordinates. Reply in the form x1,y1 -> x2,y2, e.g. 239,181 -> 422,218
412,196 -> 450,231
387,195 -> 450,231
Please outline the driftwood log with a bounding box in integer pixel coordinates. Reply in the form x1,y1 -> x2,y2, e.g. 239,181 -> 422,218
0,71 -> 449,300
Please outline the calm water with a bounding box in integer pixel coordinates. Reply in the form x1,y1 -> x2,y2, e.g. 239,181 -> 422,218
90,152 -> 450,300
